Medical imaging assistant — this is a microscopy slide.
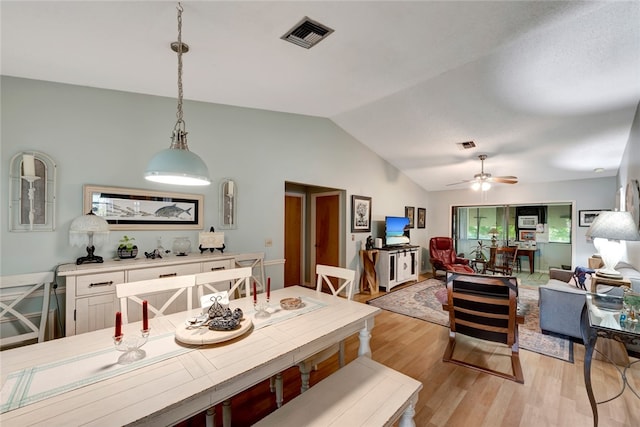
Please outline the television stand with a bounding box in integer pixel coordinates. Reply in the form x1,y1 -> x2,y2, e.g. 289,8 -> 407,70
376,246 -> 419,291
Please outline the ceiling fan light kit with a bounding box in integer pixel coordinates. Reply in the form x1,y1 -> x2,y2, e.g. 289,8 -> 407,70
447,154 -> 518,192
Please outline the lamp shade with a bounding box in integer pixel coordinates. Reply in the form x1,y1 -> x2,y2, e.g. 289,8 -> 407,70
585,211 -> 640,241
69,212 -> 110,247
145,148 -> 211,186
489,227 -> 498,234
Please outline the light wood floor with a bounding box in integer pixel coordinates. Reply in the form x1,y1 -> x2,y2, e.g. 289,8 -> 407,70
179,278 -> 640,427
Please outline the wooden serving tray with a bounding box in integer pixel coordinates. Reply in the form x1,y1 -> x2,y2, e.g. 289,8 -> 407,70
175,317 -> 253,345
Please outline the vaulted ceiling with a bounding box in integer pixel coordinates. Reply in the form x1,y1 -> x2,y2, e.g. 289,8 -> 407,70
2,1 -> 639,191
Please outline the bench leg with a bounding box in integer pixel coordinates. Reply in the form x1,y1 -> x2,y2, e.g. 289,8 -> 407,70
398,396 -> 417,427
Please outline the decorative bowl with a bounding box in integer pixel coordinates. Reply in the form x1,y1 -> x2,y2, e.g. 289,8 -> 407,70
280,297 -> 303,310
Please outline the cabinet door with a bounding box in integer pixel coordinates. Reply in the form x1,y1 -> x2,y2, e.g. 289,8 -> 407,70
396,251 -> 411,282
75,293 -> 119,335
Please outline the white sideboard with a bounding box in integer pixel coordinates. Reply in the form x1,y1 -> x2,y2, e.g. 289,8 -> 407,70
376,246 -> 419,291
58,253 -> 238,336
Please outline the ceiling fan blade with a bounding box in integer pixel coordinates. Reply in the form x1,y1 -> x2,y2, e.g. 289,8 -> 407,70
492,176 -> 518,184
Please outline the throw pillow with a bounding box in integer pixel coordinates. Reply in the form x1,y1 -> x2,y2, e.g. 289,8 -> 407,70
573,266 -> 595,290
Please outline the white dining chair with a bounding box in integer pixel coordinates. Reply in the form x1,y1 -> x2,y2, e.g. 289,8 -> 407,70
234,252 -> 266,294
0,272 -> 54,349
115,275 -> 196,324
271,265 -> 356,408
195,267 -> 252,302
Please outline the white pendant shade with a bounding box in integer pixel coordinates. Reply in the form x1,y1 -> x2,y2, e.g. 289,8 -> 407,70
145,147 -> 211,186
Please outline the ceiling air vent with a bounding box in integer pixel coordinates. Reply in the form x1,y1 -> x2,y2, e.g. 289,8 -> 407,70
457,141 -> 477,150
281,17 -> 334,49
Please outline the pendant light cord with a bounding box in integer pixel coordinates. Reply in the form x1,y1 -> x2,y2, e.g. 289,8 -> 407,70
176,2 -> 184,126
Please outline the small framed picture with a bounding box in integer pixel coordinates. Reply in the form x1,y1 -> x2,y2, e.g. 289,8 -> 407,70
351,195 -> 372,232
405,206 -> 415,228
417,208 -> 426,229
519,230 -> 536,241
579,209 -> 610,227
518,215 -> 537,229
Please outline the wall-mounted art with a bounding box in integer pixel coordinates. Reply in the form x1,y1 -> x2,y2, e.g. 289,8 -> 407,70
219,178 -> 237,230
8,151 -> 57,232
405,206 -> 415,228
351,195 -> 372,232
84,185 -> 203,230
417,208 -> 426,229
578,209 -> 610,227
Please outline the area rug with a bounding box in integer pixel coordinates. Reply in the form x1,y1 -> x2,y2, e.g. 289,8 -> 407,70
368,279 -> 573,363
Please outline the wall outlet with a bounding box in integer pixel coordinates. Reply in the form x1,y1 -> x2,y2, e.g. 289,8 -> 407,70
265,238 -> 273,247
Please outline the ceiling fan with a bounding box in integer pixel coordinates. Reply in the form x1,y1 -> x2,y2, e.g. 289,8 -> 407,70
447,154 -> 518,191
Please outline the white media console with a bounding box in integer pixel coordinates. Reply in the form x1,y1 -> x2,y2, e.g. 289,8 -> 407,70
376,246 -> 419,291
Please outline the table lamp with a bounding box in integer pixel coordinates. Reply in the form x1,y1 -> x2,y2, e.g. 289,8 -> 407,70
69,212 -> 110,265
489,227 -> 498,247
586,211 -> 640,279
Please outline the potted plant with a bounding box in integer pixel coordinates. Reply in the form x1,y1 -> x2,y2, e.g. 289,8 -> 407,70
117,235 -> 138,259
469,241 -> 487,261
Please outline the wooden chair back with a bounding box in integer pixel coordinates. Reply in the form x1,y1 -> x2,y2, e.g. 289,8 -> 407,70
195,267 -> 252,301
315,265 -> 355,300
442,271 -> 524,383
487,246 -> 518,276
0,272 -> 54,348
115,275 -> 196,324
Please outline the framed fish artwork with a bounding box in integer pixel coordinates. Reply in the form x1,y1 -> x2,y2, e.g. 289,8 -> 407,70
83,185 -> 203,230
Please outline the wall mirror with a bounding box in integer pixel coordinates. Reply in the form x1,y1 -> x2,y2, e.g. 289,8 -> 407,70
9,151 -> 57,232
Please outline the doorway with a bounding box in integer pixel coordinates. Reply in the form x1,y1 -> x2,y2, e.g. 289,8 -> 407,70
284,182 -> 345,287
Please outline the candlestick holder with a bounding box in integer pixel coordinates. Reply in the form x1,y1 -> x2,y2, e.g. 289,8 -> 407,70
254,298 -> 271,319
114,329 -> 150,364
20,175 -> 40,231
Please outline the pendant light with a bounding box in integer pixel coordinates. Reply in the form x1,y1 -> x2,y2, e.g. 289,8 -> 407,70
145,3 -> 211,186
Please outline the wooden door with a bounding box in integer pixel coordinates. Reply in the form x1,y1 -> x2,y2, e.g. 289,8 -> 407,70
314,193 -> 340,292
284,194 -> 303,287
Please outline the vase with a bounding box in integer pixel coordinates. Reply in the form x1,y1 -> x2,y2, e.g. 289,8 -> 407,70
117,246 -> 138,259
173,237 -> 191,256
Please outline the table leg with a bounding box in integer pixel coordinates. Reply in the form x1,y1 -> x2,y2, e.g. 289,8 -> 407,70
358,319 -> 374,358
581,307 -> 598,427
528,252 -> 534,274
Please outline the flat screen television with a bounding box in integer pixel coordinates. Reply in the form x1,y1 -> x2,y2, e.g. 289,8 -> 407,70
385,216 -> 411,247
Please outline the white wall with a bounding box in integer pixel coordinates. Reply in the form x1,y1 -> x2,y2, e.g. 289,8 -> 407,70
617,101 -> 640,268
0,77 -> 429,284
426,176 -> 616,270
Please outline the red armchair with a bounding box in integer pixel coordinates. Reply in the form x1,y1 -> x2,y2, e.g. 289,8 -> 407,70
429,237 -> 474,277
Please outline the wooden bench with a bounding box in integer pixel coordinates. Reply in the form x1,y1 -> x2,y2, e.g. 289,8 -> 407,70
253,356 -> 422,427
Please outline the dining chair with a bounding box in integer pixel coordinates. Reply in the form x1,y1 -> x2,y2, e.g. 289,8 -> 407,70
195,266 -> 252,301
442,271 -> 524,383
298,265 -> 356,388
0,272 -> 54,349
115,274 -> 196,324
486,246 -> 519,276
233,252 -> 266,295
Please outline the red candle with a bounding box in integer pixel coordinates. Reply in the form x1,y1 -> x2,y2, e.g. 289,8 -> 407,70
142,300 -> 149,331
253,281 -> 257,304
115,311 -> 122,337
267,277 -> 271,301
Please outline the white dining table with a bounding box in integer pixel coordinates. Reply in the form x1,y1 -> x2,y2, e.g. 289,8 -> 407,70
0,286 -> 380,426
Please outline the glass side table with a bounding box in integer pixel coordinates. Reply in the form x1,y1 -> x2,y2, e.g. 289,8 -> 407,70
581,293 -> 640,427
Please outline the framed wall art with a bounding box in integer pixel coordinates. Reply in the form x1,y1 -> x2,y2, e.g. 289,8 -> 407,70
351,195 -> 372,232
578,209 -> 609,228
626,179 -> 640,231
417,208 -> 426,229
83,185 -> 203,230
519,230 -> 536,241
405,206 -> 415,228
517,215 -> 537,229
